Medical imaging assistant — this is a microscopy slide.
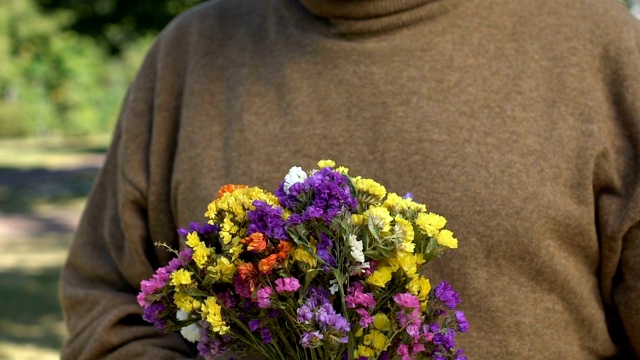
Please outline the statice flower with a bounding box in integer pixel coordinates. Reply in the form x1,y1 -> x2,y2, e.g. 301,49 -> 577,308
275,277 -> 301,293
316,233 -> 337,267
260,328 -> 273,344
434,281 -> 461,309
142,302 -> 166,329
349,234 -> 365,262
276,167 -> 357,225
283,166 -> 307,194
247,201 -> 287,240
256,287 -> 273,308
454,310 -> 469,332
300,331 -> 323,348
346,282 -> 376,309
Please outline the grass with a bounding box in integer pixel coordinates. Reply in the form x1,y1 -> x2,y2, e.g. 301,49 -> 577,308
0,135 -> 108,359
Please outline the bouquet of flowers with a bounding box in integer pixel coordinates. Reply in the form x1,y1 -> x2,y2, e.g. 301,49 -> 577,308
138,160 -> 468,360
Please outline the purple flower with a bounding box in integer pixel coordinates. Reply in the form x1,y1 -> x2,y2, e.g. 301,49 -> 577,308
275,277 -> 301,293
276,167 -> 357,225
455,310 -> 469,333
197,321 -> 228,360
260,328 -> 272,344
297,304 -> 314,323
434,281 -> 461,309
247,201 -> 287,240
300,331 -> 323,348
256,287 -> 273,308
248,320 -> 261,332
402,192 -> 413,199
433,328 -> 456,350
142,302 -> 166,329
455,349 -> 468,360
316,233 -> 337,267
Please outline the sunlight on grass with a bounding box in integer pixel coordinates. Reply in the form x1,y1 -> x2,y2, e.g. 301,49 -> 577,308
0,341 -> 61,360
0,136 -> 107,359
0,135 -> 109,169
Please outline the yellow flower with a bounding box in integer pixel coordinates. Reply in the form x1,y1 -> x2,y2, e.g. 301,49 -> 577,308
372,313 -> 391,331
174,292 -> 201,312
407,276 -> 431,301
436,229 -> 458,249
353,176 -> 387,205
351,214 -> 365,226
201,297 -> 229,335
364,206 -> 393,234
228,245 -> 244,262
415,212 -> 447,237
186,231 -> 201,248
366,266 -> 393,287
170,269 -> 193,287
383,192 -> 426,217
292,246 -> 317,267
209,257 -> 236,283
317,159 -> 336,168
363,330 -> 388,351
335,166 -> 349,175
356,345 -> 375,358
389,253 -> 418,277
193,243 -> 213,268
394,217 -> 415,253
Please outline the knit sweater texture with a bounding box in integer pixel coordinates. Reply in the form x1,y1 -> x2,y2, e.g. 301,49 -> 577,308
60,0 -> 640,358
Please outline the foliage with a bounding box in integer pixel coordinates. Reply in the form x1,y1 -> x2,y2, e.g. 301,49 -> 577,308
35,0 -> 206,54
0,0 -> 153,138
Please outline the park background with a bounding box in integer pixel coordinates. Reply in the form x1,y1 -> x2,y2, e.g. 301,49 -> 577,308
0,0 -> 637,359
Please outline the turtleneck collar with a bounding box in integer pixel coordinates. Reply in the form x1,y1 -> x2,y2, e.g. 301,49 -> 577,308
296,0 -> 465,35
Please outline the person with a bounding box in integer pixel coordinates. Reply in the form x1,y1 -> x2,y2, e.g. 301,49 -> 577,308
59,0 -> 640,358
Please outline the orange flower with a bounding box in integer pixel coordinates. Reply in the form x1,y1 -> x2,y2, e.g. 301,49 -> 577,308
258,254 -> 279,274
237,262 -> 256,281
242,232 -> 267,252
217,184 -> 248,199
277,240 -> 293,259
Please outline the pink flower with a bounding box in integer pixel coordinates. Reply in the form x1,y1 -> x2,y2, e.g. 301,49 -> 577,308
345,282 -> 376,309
257,287 -> 273,308
393,292 -> 420,310
397,343 -> 411,360
275,277 -> 301,293
355,308 -> 373,328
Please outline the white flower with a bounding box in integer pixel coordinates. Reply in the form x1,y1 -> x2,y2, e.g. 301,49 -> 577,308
349,234 -> 365,263
176,309 -> 189,321
329,279 -> 339,294
283,166 -> 307,194
180,323 -> 201,343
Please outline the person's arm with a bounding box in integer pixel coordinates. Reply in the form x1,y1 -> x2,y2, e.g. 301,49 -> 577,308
597,14 -> 640,358
59,27 -> 197,359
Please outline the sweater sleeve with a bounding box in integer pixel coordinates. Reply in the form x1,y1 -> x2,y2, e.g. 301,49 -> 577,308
598,15 -> 640,358
58,39 -> 198,358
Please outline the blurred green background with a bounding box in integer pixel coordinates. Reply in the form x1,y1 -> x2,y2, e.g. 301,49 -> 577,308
0,0 -> 635,359
0,0 -> 205,358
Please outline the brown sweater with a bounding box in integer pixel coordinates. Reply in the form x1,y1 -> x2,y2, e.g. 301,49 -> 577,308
59,0 -> 640,358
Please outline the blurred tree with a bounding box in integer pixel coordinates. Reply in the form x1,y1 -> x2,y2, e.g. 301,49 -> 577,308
34,0 -> 206,54
0,0 -> 152,138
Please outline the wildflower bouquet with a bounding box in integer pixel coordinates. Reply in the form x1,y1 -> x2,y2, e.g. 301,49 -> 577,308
138,160 -> 468,360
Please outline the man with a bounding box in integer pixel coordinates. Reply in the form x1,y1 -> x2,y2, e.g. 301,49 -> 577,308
60,0 -> 640,358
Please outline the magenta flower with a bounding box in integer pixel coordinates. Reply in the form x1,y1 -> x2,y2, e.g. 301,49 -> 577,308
346,282 -> 376,309
355,308 -> 373,328
393,292 -> 420,309
256,287 -> 273,308
275,277 -> 301,293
